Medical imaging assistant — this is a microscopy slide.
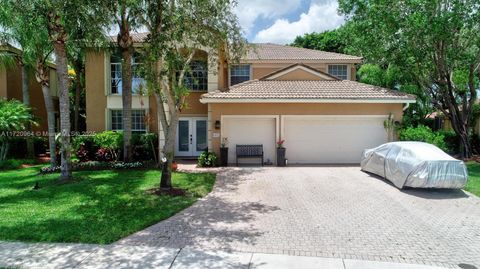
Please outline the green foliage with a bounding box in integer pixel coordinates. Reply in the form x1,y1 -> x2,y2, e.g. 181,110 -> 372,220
198,151 -> 218,167
465,162 -> 480,197
291,29 -> 346,53
0,98 -> 36,160
0,159 -> 37,170
0,98 -> 35,132
438,130 -> 460,154
399,125 -> 447,151
338,0 -> 480,157
0,166 -> 215,243
40,161 -> 155,174
357,64 -> 386,87
72,135 -> 95,152
93,131 -> 123,151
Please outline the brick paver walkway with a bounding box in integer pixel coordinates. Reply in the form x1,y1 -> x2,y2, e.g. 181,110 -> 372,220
117,167 -> 480,268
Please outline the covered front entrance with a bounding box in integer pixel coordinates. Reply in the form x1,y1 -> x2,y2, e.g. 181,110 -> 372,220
175,117 -> 208,157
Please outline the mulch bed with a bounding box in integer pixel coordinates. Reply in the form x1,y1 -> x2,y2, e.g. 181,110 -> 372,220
145,187 -> 187,197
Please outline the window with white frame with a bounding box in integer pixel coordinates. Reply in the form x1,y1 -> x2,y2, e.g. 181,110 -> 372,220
328,65 -> 348,80
183,61 -> 208,91
110,109 -> 146,132
230,64 -> 251,86
110,53 -> 145,94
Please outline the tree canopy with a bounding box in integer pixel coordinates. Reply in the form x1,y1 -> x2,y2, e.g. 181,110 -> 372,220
337,0 -> 480,157
291,29 -> 347,54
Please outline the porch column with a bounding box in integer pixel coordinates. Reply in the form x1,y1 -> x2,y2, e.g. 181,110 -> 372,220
208,103 -> 212,152
207,54 -> 218,93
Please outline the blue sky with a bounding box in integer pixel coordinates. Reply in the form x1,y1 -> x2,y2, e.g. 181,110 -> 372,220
234,0 -> 345,44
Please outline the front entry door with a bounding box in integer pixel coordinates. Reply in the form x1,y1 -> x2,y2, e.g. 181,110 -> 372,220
175,117 -> 208,157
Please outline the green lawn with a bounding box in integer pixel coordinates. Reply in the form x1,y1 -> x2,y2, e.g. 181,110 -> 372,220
466,162 -> 480,197
0,166 -> 215,244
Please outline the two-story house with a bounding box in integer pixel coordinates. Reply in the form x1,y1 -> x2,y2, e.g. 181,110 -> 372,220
85,34 -> 415,164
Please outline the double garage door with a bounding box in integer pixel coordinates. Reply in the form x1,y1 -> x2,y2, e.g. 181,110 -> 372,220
223,115 -> 388,164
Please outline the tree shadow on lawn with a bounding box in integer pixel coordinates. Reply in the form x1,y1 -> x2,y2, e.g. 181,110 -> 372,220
363,171 -> 469,200
118,168 -> 281,252
0,168 -> 215,244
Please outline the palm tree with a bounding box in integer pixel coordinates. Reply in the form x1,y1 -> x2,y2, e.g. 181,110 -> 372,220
111,0 -> 141,162
0,7 -> 56,165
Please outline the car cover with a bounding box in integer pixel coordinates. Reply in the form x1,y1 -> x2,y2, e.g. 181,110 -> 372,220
361,141 -> 468,189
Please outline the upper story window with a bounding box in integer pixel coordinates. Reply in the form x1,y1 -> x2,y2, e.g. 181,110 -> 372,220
328,65 -> 348,80
110,53 -> 145,94
183,61 -> 208,91
230,64 -> 251,86
110,109 -> 146,132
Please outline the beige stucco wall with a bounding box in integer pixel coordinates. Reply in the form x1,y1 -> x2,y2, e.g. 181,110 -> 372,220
273,69 -> 327,81
85,49 -> 209,132
85,50 -> 107,132
1,64 -> 57,132
209,103 -> 404,155
222,62 -> 356,83
182,92 -> 208,115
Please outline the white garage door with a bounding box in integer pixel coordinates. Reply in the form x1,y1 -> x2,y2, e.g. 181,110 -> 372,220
223,117 -> 276,165
283,116 -> 388,164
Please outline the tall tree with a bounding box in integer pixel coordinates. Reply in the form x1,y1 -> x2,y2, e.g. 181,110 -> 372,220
110,0 -> 141,162
139,0 -> 245,188
291,29 -> 347,53
0,1 -> 57,166
0,12 -> 35,158
8,0 -> 111,181
339,0 -> 480,158
357,63 -> 433,127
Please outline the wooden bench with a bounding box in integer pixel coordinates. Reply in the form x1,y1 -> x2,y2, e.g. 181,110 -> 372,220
236,144 -> 264,166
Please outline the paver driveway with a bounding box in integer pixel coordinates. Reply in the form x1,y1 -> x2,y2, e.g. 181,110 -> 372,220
117,167 -> 480,268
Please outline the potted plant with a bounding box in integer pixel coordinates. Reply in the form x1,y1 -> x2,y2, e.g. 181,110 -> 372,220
276,139 -> 286,167
171,160 -> 178,171
220,137 -> 229,166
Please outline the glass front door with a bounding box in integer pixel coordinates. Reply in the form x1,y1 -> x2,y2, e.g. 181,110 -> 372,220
175,117 -> 208,157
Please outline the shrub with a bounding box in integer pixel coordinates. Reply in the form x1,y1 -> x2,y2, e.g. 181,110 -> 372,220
93,131 -> 123,161
399,125 -> 447,151
72,135 -> 97,162
197,151 -> 217,167
0,159 -> 38,170
437,130 -> 459,154
131,133 -> 158,162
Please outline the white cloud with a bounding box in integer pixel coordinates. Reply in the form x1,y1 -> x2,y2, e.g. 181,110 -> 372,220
252,0 -> 344,44
234,0 -> 302,35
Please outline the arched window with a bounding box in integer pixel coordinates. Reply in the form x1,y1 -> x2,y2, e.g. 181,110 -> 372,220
184,61 -> 208,91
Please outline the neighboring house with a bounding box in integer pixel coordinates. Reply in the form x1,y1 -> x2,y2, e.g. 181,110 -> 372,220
0,45 -> 60,133
85,34 -> 416,164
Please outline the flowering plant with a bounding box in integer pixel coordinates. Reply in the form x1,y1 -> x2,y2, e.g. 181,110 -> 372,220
276,139 -> 285,148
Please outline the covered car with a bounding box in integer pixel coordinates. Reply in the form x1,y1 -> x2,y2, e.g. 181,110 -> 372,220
361,142 -> 467,189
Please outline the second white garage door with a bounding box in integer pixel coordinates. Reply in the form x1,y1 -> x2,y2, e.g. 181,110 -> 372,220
283,115 -> 388,164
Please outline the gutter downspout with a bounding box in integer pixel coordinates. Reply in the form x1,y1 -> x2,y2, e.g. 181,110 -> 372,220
403,102 -> 410,111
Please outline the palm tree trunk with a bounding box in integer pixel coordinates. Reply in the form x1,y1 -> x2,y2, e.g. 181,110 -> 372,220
21,64 -> 35,159
53,42 -> 72,181
121,48 -> 133,162
74,72 -> 81,132
41,84 -> 57,167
